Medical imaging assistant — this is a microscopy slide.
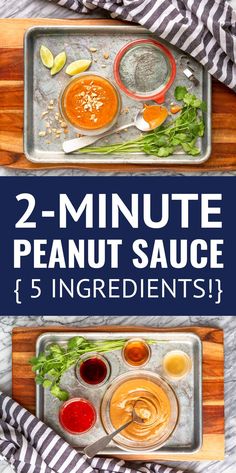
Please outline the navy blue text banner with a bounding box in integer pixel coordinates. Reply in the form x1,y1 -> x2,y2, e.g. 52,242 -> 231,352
0,176 -> 235,316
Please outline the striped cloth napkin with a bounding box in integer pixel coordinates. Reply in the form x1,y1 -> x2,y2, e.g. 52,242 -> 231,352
48,0 -> 236,92
0,393 -> 186,473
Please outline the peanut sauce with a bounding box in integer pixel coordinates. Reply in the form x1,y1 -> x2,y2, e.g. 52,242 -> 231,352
110,378 -> 171,441
63,74 -> 119,130
143,104 -> 168,129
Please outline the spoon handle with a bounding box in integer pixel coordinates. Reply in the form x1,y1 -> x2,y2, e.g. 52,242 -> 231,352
63,123 -> 133,154
83,419 -> 133,458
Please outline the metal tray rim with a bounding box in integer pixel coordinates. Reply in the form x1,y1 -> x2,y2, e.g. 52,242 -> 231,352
24,24 -> 212,166
35,330 -> 202,456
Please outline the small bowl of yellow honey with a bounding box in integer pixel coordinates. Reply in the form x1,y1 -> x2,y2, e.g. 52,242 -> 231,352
163,350 -> 192,380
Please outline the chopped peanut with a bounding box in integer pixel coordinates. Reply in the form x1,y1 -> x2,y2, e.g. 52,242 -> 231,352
170,104 -> 182,114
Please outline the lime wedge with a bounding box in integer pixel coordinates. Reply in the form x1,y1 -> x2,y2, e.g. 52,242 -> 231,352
65,59 -> 92,76
40,45 -> 54,69
51,52 -> 67,76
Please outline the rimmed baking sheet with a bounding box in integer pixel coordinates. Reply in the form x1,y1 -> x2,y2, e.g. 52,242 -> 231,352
24,25 -> 211,165
36,331 -> 202,455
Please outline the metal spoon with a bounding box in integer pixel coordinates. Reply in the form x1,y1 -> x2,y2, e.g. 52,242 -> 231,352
62,107 -> 166,154
83,403 -> 144,459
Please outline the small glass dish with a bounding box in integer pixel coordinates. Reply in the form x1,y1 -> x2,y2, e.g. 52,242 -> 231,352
59,72 -> 121,136
59,397 -> 97,435
101,370 -> 179,452
122,338 -> 151,368
163,350 -> 192,380
75,352 -> 111,388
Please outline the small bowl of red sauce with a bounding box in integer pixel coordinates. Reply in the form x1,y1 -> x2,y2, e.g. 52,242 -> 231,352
122,338 -> 151,368
75,353 -> 111,388
59,397 -> 97,435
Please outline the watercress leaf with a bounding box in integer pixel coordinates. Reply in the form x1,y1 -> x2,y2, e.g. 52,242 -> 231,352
185,108 -> 197,121
188,146 -> 200,156
171,138 -> 180,146
35,375 -> 44,385
37,353 -> 47,363
198,120 -> 205,137
154,136 -> 167,146
181,142 -> 191,152
47,368 -> 60,379
181,142 -> 200,155
50,384 -> 69,401
43,379 -> 53,388
157,147 -> 174,157
174,86 -> 188,100
67,336 -> 86,350
48,344 -> 65,355
200,101 -> 207,112
188,122 -> 200,135
192,98 -> 202,108
183,93 -> 197,106
29,356 -> 39,366
176,133 -> 188,142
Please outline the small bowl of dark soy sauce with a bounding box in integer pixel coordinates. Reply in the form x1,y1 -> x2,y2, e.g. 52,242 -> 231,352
75,353 -> 111,388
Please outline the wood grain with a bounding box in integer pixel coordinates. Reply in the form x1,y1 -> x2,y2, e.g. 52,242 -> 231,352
0,18 -> 236,171
12,325 -> 224,461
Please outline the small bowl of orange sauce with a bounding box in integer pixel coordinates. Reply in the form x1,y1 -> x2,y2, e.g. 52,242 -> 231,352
122,338 -> 151,368
59,72 -> 121,136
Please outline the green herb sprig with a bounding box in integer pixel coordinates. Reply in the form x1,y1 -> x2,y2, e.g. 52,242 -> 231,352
80,86 -> 206,158
30,336 -> 127,401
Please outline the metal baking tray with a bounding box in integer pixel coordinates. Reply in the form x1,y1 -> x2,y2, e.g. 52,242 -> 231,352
24,25 -> 211,165
36,331 -> 202,455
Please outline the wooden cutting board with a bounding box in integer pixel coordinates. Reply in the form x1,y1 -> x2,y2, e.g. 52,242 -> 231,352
12,325 -> 224,461
0,18 -> 236,172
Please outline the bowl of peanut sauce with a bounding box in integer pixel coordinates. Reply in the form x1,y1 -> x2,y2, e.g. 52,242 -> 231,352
101,371 -> 179,451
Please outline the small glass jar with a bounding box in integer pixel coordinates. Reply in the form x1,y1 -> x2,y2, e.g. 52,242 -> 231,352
59,397 -> 97,435
59,72 -> 121,136
163,350 -> 192,380
75,353 -> 111,388
122,338 -> 151,368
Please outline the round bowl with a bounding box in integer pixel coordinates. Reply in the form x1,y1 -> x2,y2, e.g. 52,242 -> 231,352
101,371 -> 179,452
163,350 -> 192,380
59,397 -> 97,435
122,338 -> 151,368
75,352 -> 111,388
59,72 -> 122,136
